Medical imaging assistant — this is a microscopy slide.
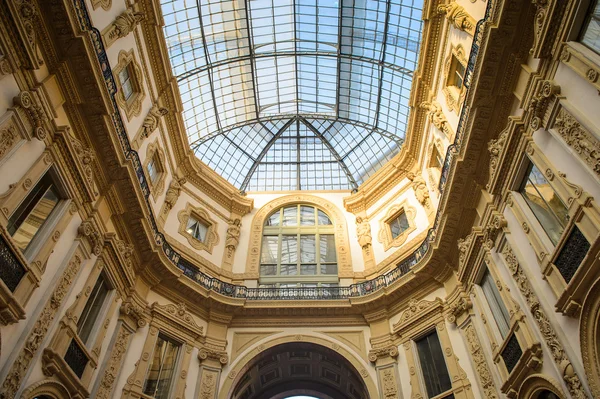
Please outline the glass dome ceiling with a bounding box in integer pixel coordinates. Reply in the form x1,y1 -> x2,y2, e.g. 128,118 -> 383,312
160,0 -> 423,191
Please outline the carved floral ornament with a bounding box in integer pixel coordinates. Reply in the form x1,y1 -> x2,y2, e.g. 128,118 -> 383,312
245,194 -> 353,276
113,50 -> 145,121
177,203 -> 219,253
443,44 -> 468,113
393,298 -> 444,335
150,302 -> 204,339
378,201 -> 417,251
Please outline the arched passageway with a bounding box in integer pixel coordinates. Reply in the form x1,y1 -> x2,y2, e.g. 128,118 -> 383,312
230,342 -> 370,399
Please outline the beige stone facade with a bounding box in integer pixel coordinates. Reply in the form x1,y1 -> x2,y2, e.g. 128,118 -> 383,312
0,0 -> 598,398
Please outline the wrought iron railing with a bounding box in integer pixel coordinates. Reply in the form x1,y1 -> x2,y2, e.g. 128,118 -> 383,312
501,333 -> 522,374
554,225 -> 590,284
64,338 -> 88,379
71,0 -> 494,300
0,234 -> 26,292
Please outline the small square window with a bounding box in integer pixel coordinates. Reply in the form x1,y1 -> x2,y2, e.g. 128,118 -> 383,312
389,211 -> 409,239
185,215 -> 209,243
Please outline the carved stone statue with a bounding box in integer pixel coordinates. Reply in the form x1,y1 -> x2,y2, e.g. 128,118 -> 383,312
411,173 -> 430,208
225,219 -> 241,251
163,178 -> 184,212
110,9 -> 145,40
420,100 -> 449,134
142,105 -> 169,139
356,217 -> 372,249
437,2 -> 475,34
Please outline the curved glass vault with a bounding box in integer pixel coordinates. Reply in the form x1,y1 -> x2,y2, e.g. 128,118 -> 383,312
160,0 -> 423,190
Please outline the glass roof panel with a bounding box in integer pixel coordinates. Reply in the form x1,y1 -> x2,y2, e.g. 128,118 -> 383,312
159,0 -> 424,191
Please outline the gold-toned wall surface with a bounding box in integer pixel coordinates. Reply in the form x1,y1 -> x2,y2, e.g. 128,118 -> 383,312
0,0 -> 599,398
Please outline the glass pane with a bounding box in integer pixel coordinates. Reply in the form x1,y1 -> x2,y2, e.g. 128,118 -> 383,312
260,236 -> 279,264
300,235 -> 316,263
11,184 -> 60,252
581,1 -> 600,54
147,159 -> 158,183
122,79 -> 134,101
301,264 -> 317,275
319,234 -> 336,262
282,206 -> 297,226
280,235 -> 298,264
481,269 -> 511,338
77,277 -> 109,345
300,205 -> 315,225
320,263 -> 337,275
416,331 -> 452,398
266,210 -> 281,226
260,264 -> 276,276
143,335 -> 180,399
520,164 -> 568,245
390,212 -> 409,239
317,209 -> 332,225
280,264 -> 298,275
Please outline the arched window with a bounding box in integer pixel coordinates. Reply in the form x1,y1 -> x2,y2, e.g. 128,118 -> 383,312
260,205 -> 338,287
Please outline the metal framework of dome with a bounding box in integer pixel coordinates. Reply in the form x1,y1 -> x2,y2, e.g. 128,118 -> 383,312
160,0 -> 423,191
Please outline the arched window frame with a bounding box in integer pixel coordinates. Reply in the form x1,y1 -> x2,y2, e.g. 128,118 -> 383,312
246,195 -> 353,280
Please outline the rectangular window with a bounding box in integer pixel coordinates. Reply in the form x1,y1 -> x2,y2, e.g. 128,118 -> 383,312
416,330 -> 452,398
449,55 -> 466,89
147,157 -> 159,184
519,162 -> 569,245
581,0 -> 600,54
77,275 -> 110,345
7,172 -> 62,253
143,334 -> 180,399
119,66 -> 134,101
389,212 -> 409,239
479,267 -> 511,338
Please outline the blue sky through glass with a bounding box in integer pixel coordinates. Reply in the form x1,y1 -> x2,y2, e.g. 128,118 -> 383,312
160,0 -> 423,190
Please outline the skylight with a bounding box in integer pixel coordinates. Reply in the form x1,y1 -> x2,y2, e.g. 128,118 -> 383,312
160,0 -> 423,191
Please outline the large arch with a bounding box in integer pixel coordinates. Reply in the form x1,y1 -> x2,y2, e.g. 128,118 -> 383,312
245,194 -> 354,278
219,334 -> 378,399
21,379 -> 71,399
580,275 -> 600,398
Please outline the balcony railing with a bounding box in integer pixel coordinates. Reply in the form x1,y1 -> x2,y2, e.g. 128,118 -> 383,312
0,234 -> 26,292
73,0 -> 493,300
554,225 -> 590,284
64,338 -> 88,379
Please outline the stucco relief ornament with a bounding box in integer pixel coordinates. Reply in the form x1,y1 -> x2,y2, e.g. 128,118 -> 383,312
420,100 -> 449,135
437,2 -> 475,34
553,107 -> 600,176
109,9 -> 145,40
163,178 -> 185,213
356,216 -> 372,250
226,218 -> 241,254
141,105 -> 168,139
408,172 -> 430,208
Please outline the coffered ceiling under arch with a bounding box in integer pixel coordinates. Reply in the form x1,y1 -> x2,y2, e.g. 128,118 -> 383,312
159,0 -> 424,191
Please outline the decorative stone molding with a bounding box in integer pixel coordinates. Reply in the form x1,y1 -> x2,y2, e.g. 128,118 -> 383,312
560,43 -> 600,92
113,50 -> 145,121
198,346 -> 229,365
393,298 -> 444,337
21,379 -> 72,399
12,90 -> 47,141
102,8 -> 145,48
368,345 -> 399,363
527,80 -> 560,132
464,322 -> 500,398
437,2 -> 476,35
95,326 -> 132,399
420,99 -> 451,137
580,276 -> 600,398
0,250 -> 84,398
502,244 -> 587,399
529,0 -> 569,59
132,104 -> 168,150
377,201 -> 417,251
77,220 -> 103,256
409,172 -> 431,209
144,140 -> 167,198
443,44 -> 468,113
0,107 -> 32,168
120,297 -> 148,329
91,0 -> 111,11
551,106 -> 600,178
150,302 -> 204,341
177,203 -> 219,253
245,195 -> 353,277
6,0 -> 44,69
222,218 -> 241,272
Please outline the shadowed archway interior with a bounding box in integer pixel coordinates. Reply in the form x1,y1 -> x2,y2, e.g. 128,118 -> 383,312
230,342 -> 369,399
